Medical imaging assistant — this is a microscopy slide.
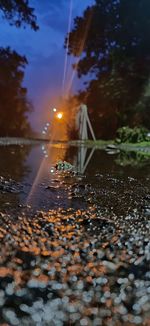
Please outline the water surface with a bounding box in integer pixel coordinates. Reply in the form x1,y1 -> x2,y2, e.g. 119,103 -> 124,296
0,143 -> 149,212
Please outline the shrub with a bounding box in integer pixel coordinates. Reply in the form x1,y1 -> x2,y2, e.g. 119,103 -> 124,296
116,126 -> 149,143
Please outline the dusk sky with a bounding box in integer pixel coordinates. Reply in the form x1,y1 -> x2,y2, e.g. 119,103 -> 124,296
0,0 -> 94,132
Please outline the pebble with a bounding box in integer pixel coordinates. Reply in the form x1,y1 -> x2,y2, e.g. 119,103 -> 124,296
0,171 -> 149,325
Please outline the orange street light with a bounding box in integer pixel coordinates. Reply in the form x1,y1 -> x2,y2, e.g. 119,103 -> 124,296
56,112 -> 63,119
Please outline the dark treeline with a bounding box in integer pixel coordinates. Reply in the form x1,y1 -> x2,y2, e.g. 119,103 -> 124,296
66,0 -> 150,139
0,47 -> 32,137
0,0 -> 38,137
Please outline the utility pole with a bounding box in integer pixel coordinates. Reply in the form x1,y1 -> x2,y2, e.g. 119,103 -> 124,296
76,104 -> 96,141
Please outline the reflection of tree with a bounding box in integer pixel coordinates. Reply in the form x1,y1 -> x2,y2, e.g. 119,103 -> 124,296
66,0 -> 150,138
0,145 -> 31,180
0,145 -> 31,209
65,146 -> 150,181
115,151 -> 150,168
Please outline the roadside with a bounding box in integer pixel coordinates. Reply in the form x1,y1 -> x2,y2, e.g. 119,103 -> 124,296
0,137 -> 150,156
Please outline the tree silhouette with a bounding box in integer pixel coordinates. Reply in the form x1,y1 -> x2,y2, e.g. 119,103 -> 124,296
66,0 -> 150,138
0,0 -> 38,30
0,47 -> 33,136
0,1 -> 38,137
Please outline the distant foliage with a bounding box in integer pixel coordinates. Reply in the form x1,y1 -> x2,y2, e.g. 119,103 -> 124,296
0,47 -> 33,137
0,1 -> 38,137
66,0 -> 150,138
0,0 -> 38,30
116,126 -> 149,144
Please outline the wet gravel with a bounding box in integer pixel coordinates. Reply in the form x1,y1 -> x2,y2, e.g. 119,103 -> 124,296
0,176 -> 22,194
0,174 -> 150,325
0,144 -> 150,325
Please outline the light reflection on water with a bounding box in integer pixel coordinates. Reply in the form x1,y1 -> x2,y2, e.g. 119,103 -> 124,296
0,143 -> 150,211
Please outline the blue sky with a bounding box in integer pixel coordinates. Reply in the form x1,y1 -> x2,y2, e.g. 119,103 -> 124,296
0,0 -> 94,131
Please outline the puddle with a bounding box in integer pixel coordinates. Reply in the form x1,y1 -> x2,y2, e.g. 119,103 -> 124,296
0,143 -> 150,212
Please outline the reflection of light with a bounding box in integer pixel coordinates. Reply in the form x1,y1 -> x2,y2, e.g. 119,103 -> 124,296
50,168 -> 55,173
42,146 -> 45,150
53,108 -> 57,112
57,112 -> 63,119
46,123 -> 50,126
42,131 -> 46,134
44,126 -> 47,130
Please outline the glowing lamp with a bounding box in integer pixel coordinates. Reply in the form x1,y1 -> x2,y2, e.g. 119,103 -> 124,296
56,112 -> 63,119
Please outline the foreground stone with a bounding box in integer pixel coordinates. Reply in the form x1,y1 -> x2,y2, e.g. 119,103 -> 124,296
0,205 -> 149,325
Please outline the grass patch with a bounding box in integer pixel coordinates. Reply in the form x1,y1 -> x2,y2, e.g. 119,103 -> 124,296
119,141 -> 150,147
